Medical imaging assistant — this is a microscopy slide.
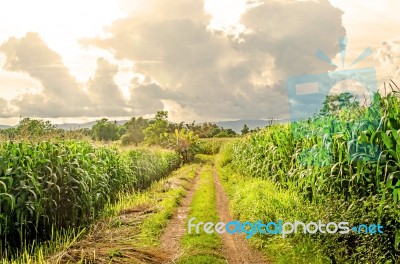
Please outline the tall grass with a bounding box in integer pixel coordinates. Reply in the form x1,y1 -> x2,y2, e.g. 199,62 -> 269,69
0,140 -> 180,258
228,92 -> 400,262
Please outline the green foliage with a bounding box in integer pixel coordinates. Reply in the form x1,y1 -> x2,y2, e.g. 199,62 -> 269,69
214,131 -> 229,138
241,124 -> 249,135
167,129 -> 199,163
0,141 -> 180,257
137,164 -> 200,247
17,118 -> 57,137
179,165 -> 225,263
92,118 -> 120,141
226,92 -> 400,262
197,138 -> 230,155
0,118 -> 60,141
320,92 -> 359,116
121,117 -> 146,146
216,150 -> 328,264
180,122 -> 236,138
144,111 -> 169,145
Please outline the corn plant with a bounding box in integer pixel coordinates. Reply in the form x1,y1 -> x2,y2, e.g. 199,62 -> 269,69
0,140 -> 180,258
228,91 -> 400,262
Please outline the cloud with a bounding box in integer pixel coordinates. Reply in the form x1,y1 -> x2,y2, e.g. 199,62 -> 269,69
118,0 -> 210,22
0,97 -> 14,118
82,0 -> 345,121
0,33 -> 131,118
376,38 -> 400,83
0,32 -> 92,117
0,0 -> 346,122
87,58 -> 129,115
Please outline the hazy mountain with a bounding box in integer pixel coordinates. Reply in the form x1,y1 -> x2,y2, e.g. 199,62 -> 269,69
55,120 -> 127,130
215,119 -> 287,133
0,119 -> 288,132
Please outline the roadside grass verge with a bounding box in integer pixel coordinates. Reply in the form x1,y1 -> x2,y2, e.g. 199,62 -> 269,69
198,138 -> 233,155
135,164 -> 201,247
178,165 -> 225,264
216,146 -> 329,264
193,153 -> 215,164
40,163 -> 201,264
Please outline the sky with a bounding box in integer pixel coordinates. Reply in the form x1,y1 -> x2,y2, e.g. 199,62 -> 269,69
0,0 -> 399,125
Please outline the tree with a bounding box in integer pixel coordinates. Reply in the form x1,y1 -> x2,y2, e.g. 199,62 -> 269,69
169,128 -> 199,163
320,92 -> 359,116
17,118 -> 57,137
121,117 -> 148,146
214,131 -> 229,138
241,124 -> 250,135
92,118 -> 120,141
144,111 -> 169,145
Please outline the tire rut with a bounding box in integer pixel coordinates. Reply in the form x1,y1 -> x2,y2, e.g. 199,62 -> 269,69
213,166 -> 268,264
160,168 -> 202,263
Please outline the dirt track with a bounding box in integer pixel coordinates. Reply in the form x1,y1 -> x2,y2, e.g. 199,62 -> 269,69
213,167 -> 268,264
160,169 -> 201,263
160,164 -> 268,263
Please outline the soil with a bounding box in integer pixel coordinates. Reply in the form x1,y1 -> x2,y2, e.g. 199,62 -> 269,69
47,165 -> 269,264
213,167 -> 269,264
160,169 -> 201,263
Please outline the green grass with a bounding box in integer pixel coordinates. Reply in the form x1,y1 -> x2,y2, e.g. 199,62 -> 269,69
136,164 -> 201,247
216,147 -> 329,264
198,138 -> 232,155
224,92 -> 400,262
0,141 -> 181,262
178,165 -> 225,263
193,154 -> 215,164
6,163 -> 201,264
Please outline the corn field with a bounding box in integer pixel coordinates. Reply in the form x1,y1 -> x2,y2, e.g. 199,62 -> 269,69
0,141 -> 180,257
229,92 -> 400,262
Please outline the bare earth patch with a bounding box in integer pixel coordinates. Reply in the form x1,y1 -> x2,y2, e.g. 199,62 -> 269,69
213,167 -> 269,264
160,169 -> 201,263
48,205 -> 170,264
47,167 -> 201,264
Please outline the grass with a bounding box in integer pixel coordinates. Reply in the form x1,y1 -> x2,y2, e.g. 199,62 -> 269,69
0,164 -> 200,264
136,164 -> 200,247
0,141 -> 181,260
198,138 -> 233,155
216,147 -> 329,264
178,165 -> 225,264
224,92 -> 400,262
43,163 -> 201,263
0,227 -> 87,264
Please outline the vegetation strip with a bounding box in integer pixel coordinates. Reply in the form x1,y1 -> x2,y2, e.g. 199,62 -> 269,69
218,91 -> 400,263
160,167 -> 202,262
178,164 -> 225,264
216,150 -> 327,264
4,163 -> 199,264
213,165 -> 269,264
0,141 -> 180,261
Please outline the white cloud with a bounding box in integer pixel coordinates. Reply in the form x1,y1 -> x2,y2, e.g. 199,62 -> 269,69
1,0 -> 376,124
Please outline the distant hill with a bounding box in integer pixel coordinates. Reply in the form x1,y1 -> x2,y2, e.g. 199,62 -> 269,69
215,119 -> 286,133
0,119 -> 289,133
55,120 -> 127,130
55,119 -> 278,132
